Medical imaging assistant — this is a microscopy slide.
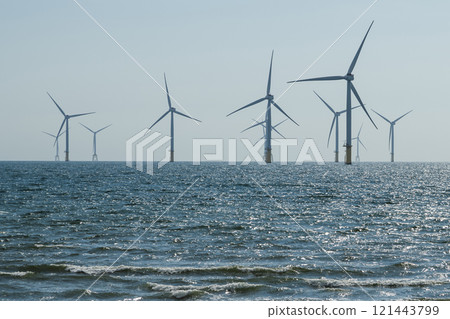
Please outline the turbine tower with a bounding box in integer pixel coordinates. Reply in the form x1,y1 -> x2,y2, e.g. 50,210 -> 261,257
42,130 -> 65,161
80,124 -> 112,161
352,124 -> 367,162
372,109 -> 412,162
313,91 -> 360,162
288,21 -> 377,165
147,73 -> 201,162
48,93 -> 95,161
227,51 -> 299,163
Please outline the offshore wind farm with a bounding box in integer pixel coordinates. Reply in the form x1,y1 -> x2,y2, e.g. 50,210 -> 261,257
0,0 -> 449,306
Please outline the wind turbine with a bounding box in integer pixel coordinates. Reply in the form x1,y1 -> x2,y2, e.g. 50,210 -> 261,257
242,118 -> 287,140
80,124 -> 112,161
147,73 -> 201,162
288,21 -> 377,165
48,93 -> 95,161
42,130 -> 65,161
372,109 -> 413,162
352,124 -> 367,162
314,91 -> 361,162
227,51 -> 299,163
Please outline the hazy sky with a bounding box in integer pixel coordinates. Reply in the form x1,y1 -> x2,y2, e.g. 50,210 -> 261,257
1,0 -> 449,162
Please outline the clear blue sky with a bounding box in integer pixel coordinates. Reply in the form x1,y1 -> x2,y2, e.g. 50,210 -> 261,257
1,0 -> 449,162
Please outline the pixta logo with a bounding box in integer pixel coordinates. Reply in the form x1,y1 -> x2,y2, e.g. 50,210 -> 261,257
193,138 -> 325,165
126,129 -> 171,175
126,131 -> 325,175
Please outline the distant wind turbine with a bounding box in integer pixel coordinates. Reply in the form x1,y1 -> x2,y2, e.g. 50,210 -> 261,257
42,130 -> 65,161
288,21 -> 377,165
242,118 -> 287,141
80,123 -> 112,161
352,124 -> 367,162
48,93 -> 95,161
372,109 -> 413,162
147,73 -> 201,162
227,51 -> 299,163
313,91 -> 360,162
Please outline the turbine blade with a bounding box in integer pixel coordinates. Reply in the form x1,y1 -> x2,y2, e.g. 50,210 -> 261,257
267,50 -> 274,95
241,121 -> 265,133
393,110 -> 413,123
359,139 -> 367,150
348,21 -> 374,74
164,73 -> 172,109
357,124 -> 363,137
371,109 -> 391,124
70,112 -> 95,118
273,118 -> 288,128
54,119 -> 66,146
287,75 -> 345,83
389,125 -> 392,150
314,91 -> 335,114
327,116 -> 336,148
148,110 -> 170,131
227,97 -> 267,116
272,126 -> 285,139
47,92 -> 66,116
271,101 -> 299,126
350,83 -> 377,129
79,123 -> 94,133
58,130 -> 66,138
337,104 -> 362,115
42,131 -> 56,138
173,110 -> 201,122
96,124 -> 112,133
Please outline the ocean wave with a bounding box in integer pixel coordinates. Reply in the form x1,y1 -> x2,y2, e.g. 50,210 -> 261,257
388,262 -> 419,269
0,271 -> 34,277
33,243 -> 76,249
146,281 -> 265,299
18,263 -> 369,278
62,264 -> 313,276
305,277 -> 449,289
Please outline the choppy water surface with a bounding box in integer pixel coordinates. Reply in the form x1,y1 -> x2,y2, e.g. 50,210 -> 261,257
0,162 -> 448,300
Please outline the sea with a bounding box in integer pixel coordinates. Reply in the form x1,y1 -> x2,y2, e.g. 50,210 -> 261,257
0,162 -> 448,301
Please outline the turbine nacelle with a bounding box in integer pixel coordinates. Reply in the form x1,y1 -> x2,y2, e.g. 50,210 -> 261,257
266,94 -> 274,100
345,74 -> 354,81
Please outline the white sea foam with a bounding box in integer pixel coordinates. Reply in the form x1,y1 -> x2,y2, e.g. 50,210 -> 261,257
146,281 -> 264,299
0,271 -> 33,277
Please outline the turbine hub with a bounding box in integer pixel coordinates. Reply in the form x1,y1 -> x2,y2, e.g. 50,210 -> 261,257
345,74 -> 354,81
267,94 -> 274,100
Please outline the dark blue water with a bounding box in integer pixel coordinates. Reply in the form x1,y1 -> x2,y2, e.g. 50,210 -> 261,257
0,162 -> 448,300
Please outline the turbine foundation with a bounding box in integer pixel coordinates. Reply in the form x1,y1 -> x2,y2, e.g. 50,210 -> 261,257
170,151 -> 174,162
334,152 -> 339,163
65,152 -> 69,162
345,145 -> 352,165
92,154 -> 98,161
391,153 -> 394,163
265,148 -> 272,164
55,155 -> 59,161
